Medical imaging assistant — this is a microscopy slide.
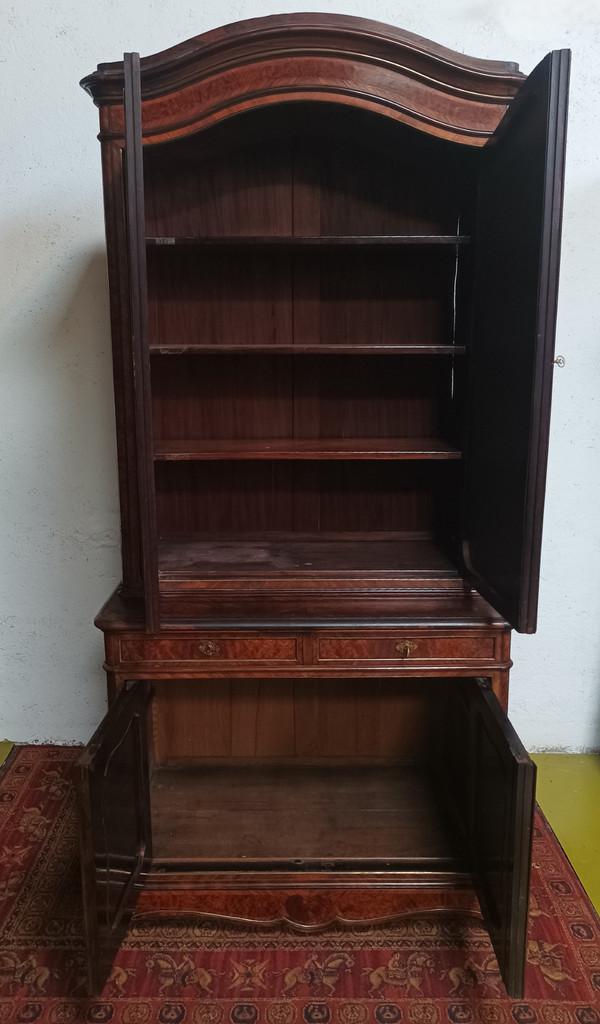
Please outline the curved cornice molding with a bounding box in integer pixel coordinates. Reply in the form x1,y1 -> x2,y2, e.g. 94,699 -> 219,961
81,13 -> 526,145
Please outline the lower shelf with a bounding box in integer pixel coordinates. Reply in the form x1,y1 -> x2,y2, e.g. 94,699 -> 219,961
158,535 -> 460,579
149,763 -> 459,867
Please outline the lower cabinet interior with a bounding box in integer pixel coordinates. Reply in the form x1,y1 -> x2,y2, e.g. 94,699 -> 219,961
84,672 -> 534,998
146,677 -> 471,872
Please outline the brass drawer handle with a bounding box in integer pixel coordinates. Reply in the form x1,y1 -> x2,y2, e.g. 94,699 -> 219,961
198,641 -> 221,657
395,641 -> 417,658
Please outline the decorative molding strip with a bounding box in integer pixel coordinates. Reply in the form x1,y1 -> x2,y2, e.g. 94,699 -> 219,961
82,14 -> 525,145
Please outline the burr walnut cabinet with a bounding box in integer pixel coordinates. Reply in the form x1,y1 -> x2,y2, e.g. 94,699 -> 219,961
78,15 -> 569,998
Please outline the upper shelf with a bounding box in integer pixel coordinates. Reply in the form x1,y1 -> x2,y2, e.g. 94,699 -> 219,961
146,235 -> 471,248
150,344 -> 467,355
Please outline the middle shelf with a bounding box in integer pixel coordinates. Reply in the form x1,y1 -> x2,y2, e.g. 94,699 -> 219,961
153,438 -> 462,460
150,352 -> 463,453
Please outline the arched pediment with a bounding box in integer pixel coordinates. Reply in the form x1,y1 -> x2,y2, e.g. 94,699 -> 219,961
81,13 -> 525,146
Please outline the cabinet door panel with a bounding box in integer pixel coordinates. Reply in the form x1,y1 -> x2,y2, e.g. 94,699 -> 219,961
463,50 -> 570,632
78,681 -> 151,994
468,679 -> 535,998
436,679 -> 535,998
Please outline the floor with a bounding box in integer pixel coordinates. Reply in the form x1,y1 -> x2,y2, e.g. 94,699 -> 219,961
0,743 -> 598,913
532,752 -> 600,914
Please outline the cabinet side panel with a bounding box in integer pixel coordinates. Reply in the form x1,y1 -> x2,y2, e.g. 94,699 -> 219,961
124,53 -> 160,630
98,122 -> 143,592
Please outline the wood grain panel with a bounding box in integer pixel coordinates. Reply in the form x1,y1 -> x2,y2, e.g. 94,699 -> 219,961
154,462 -> 458,538
153,679 -> 232,761
317,636 -> 495,662
151,355 -> 294,441
154,462 -> 296,535
155,536 -> 458,579
147,249 -> 457,350
144,133 -> 294,237
120,636 -> 299,662
99,56 -> 514,147
144,106 -> 470,354
150,677 -> 448,764
151,354 -> 456,447
83,15 -> 524,145
316,462 -> 441,534
312,355 -> 453,440
315,249 -> 456,348
147,249 -> 294,349
142,104 -> 474,238
315,123 -> 475,235
149,763 -> 455,863
246,679 -> 297,758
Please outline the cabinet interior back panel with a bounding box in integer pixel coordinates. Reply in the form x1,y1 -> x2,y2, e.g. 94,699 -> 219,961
146,249 -> 457,350
150,354 -> 456,441
144,135 -> 295,237
147,250 -> 294,349
143,103 -> 477,238
314,250 -> 456,349
151,678 -> 448,763
154,461 -> 457,536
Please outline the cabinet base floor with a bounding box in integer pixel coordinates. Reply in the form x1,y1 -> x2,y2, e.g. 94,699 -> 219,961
149,763 -> 460,866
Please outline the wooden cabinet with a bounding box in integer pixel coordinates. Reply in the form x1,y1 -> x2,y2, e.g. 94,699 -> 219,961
79,15 -> 569,999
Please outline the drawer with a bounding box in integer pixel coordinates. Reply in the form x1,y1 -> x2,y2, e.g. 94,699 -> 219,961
316,635 -> 496,662
119,636 -> 299,664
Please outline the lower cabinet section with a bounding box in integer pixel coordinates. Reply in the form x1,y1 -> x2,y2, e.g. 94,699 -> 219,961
78,676 -> 535,1000
149,761 -> 454,865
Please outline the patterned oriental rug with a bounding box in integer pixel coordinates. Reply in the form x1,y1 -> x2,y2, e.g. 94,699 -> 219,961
1,747 -> 600,1023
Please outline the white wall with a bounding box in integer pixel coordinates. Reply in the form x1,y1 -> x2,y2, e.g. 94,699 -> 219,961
1,0 -> 599,749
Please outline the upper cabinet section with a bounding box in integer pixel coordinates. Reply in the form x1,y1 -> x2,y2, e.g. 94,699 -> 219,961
81,18 -> 568,634
142,102 -> 476,236
142,104 -> 477,357
81,13 -> 525,145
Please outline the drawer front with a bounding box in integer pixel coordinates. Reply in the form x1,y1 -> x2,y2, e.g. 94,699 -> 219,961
119,636 -> 299,664
316,635 -> 496,662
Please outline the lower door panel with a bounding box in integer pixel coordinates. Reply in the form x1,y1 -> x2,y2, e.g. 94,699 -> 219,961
78,681 -> 151,993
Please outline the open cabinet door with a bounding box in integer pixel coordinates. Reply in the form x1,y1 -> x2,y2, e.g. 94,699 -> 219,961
463,49 -> 570,632
78,681 -> 152,994
437,679 -> 535,998
467,679 -> 536,999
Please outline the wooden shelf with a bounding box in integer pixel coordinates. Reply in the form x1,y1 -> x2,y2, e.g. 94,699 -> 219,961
146,234 -> 470,248
150,343 -> 467,355
150,763 -> 456,865
157,535 -> 459,579
153,438 -> 462,461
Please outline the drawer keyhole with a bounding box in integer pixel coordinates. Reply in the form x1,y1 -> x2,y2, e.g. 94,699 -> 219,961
395,640 -> 417,658
198,641 -> 221,657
